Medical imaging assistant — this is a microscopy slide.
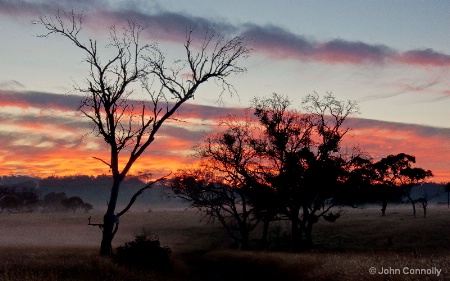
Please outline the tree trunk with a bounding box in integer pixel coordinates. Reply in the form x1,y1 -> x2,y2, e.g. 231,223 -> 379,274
289,207 -> 301,252
100,213 -> 116,255
100,177 -> 122,256
411,201 -> 416,217
261,220 -> 270,249
240,227 -> 250,250
304,222 -> 313,249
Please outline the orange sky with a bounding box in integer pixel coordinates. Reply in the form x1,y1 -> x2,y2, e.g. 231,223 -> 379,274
0,90 -> 449,183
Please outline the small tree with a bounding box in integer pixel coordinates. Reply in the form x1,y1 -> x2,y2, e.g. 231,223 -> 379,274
34,10 -> 250,255
413,197 -> 428,218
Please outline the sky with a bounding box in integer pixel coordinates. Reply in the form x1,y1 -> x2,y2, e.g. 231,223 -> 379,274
0,0 -> 450,182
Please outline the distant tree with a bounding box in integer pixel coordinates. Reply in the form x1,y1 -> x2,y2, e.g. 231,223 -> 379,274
35,10 -> 250,255
62,196 -> 85,213
367,153 -> 432,217
14,188 -> 40,212
413,197 -> 428,218
0,186 -> 40,213
42,192 -> 68,212
0,195 -> 20,213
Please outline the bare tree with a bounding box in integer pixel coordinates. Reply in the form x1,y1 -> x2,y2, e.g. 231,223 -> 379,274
34,10 -> 250,255
172,168 -> 258,249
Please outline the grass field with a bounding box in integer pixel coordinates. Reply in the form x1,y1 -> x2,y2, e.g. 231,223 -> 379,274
0,206 -> 449,280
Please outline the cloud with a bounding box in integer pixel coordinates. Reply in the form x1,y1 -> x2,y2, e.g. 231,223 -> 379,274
398,49 -> 450,67
0,90 -> 236,176
0,0 -> 108,17
0,90 -> 81,111
241,24 -> 450,66
1,90 -> 449,180
2,0 -> 450,67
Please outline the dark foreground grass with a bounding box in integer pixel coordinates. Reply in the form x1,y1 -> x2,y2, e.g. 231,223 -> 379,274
0,207 -> 449,280
0,247 -> 448,281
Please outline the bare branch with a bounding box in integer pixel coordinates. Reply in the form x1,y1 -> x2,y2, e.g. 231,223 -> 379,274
117,174 -> 170,217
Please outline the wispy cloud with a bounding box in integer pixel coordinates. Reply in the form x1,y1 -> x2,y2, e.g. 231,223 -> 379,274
2,0 -> 449,67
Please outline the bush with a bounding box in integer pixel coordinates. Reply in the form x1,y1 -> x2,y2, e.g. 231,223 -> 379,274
114,233 -> 172,272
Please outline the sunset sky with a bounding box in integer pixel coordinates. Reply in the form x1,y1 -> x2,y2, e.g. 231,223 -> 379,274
0,0 -> 449,182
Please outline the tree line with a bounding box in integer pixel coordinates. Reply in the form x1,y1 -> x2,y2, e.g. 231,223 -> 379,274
172,93 -> 433,251
0,184 -> 93,214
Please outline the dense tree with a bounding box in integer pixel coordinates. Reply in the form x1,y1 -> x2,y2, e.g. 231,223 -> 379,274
35,10 -> 249,255
175,93 -> 360,251
252,92 -> 359,250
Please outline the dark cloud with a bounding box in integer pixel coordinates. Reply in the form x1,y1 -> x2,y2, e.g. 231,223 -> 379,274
2,0 -> 450,67
240,24 -> 314,59
0,0 -> 107,17
316,39 -> 395,64
0,90 -> 81,111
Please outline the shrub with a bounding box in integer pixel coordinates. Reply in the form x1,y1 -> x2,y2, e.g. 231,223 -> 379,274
114,233 -> 172,272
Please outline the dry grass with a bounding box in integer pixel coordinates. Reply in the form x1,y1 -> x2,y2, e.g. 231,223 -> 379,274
0,206 -> 449,280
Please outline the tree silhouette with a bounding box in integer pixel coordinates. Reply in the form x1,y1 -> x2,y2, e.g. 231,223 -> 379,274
34,10 -> 249,255
172,169 -> 257,249
371,153 -> 432,217
0,195 -> 20,214
61,196 -> 86,213
342,153 -> 432,216
176,92 -> 359,251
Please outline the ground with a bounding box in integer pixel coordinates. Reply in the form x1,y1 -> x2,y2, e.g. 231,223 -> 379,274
0,206 -> 448,280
